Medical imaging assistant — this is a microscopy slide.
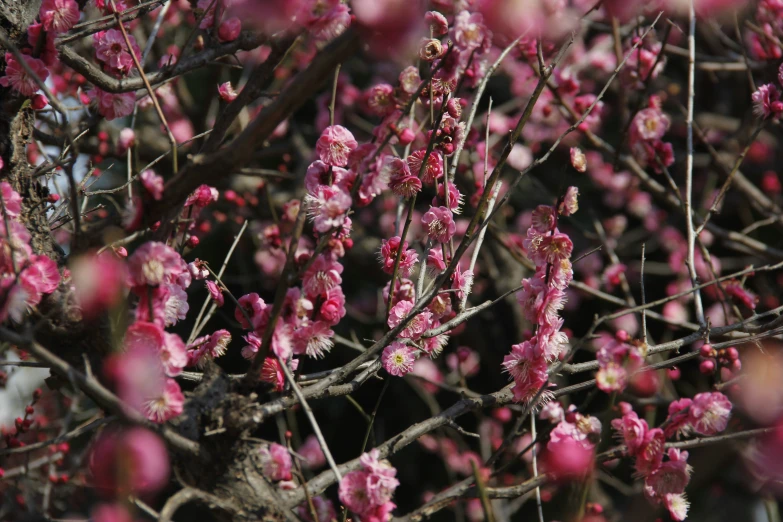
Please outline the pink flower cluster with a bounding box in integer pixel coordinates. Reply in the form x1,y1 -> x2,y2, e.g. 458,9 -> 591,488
612,395 -> 732,520
338,449 -> 399,522
505,194 -> 578,403
628,96 -> 675,173
751,64 -> 783,120
0,182 -> 61,324
541,406 -> 601,479
595,330 -> 647,393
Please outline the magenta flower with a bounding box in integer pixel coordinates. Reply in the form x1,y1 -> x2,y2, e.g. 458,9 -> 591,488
293,321 -> 334,358
421,206 -> 456,243
316,125 -> 357,167
611,403 -> 649,456
302,255 -> 343,297
236,292 -> 269,330
688,391 -> 731,435
89,427 -> 169,496
559,186 -> 579,216
142,377 -> 185,423
502,340 -> 551,404
382,341 -> 416,376
379,236 -> 418,277
218,17 -> 241,42
94,29 -> 140,74
259,443 -> 293,482
388,299 -> 431,339
91,89 -> 135,121
645,448 -> 692,500
339,449 -> 399,519
124,321 -> 187,377
299,435 -> 326,470
0,53 -> 48,97
634,427 -> 665,476
185,184 -> 219,207
218,81 -> 239,102
451,11 -> 491,52
425,10 -> 449,35
140,170 -> 164,201
128,241 -> 186,287
70,251 -> 127,319
205,280 -> 224,307
319,286 -> 346,325
306,185 -> 352,233
752,83 -> 783,119
39,0 -> 80,33
570,147 -> 587,172
0,182 -> 22,218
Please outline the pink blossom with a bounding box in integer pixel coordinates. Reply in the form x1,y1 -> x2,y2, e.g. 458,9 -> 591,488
205,280 -> 224,307
299,434 -> 326,470
559,186 -> 579,216
94,29 -> 140,74
543,435 -> 595,479
117,128 -> 136,155
305,160 -> 351,193
91,89 -> 136,121
306,185 -> 352,233
140,170 -> 164,201
259,443 -> 292,482
634,427 -> 665,476
218,81 -> 239,102
89,427 -> 169,496
40,0 -> 80,33
302,255 -> 343,296
656,390 -> 687,427
319,286 -> 346,325
124,321 -> 187,377
218,17 -> 241,42
301,0 -> 351,42
379,236 -> 418,277
0,182 -> 22,218
407,149 -> 443,185
185,184 -> 219,207
142,378 -> 185,423
316,125 -> 357,167
425,10 -> 449,35
27,23 -> 57,66
421,206 -> 456,243
411,358 -> 443,393
502,340 -> 551,404
70,251 -> 127,318
451,11 -> 491,53
188,329 -> 231,367
570,147 -> 587,172
236,292 -> 269,330
664,493 -> 690,521
752,83 -> 783,119
388,300 -> 431,339
382,341 -> 416,376
24,255 -> 60,294
0,53 -> 49,97
688,391 -> 731,435
293,321 -> 334,358
128,242 -> 186,287
611,404 -> 649,456
645,448 -> 692,499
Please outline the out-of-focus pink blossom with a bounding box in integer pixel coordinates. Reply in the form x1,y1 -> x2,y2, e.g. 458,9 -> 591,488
89,427 -> 169,496
40,0 -> 80,33
140,170 -> 164,201
218,17 -> 242,42
259,443 -> 292,482
0,53 -> 49,97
